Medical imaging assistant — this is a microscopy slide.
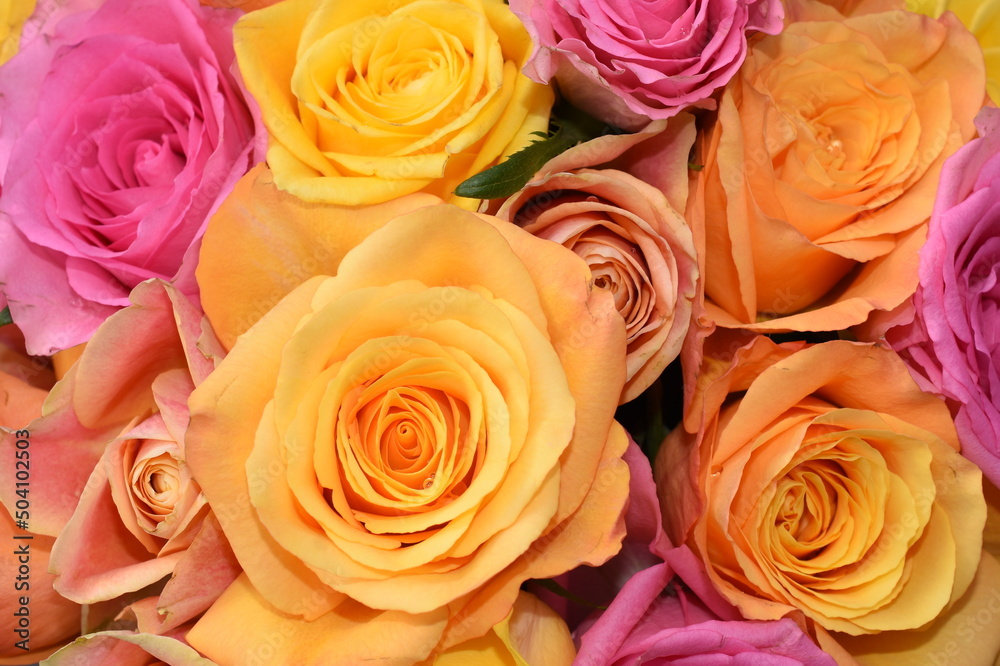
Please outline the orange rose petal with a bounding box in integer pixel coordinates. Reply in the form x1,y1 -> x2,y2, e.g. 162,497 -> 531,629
437,421 -> 630,650
484,218 -> 626,522
187,573 -> 449,666
196,165 -> 442,350
186,276 -> 343,619
835,550 -> 1000,665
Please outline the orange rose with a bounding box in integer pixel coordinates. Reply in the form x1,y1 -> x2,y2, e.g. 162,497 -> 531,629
184,166 -> 629,663
658,337 -> 984,638
690,5 -> 985,333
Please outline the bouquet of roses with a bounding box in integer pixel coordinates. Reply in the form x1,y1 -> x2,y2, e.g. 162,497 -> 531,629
0,0 -> 997,662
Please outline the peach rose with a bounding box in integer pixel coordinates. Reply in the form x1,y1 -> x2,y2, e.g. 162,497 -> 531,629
689,5 -> 985,333
184,166 -> 630,663
494,118 -> 698,403
0,280 -> 240,637
657,337 -> 984,636
234,0 -> 553,209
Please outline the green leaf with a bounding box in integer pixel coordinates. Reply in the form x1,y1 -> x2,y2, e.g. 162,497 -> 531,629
0,307 -> 11,327
454,101 -> 615,201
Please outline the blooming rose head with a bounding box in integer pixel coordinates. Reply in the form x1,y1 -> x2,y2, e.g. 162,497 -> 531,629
879,108 -> 1000,489
234,0 -> 553,208
496,163 -> 697,403
658,337 -> 985,635
690,6 -> 985,333
1,279 -> 240,635
510,0 -> 784,129
0,0 -> 260,355
183,168 -> 630,663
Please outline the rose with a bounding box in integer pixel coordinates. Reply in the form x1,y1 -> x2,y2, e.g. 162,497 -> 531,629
496,167 -> 697,404
876,108 -> 1000,490
689,4 -> 985,333
234,0 -> 553,209
183,167 -> 630,663
43,280 -> 239,627
658,336 -> 984,635
510,0 -> 784,130
0,0 -> 260,355
0,280 -> 239,635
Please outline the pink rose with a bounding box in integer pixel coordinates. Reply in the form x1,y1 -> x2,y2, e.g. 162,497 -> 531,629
510,0 -> 784,129
577,575 -> 837,665
0,0 -> 260,355
882,107 -> 1000,487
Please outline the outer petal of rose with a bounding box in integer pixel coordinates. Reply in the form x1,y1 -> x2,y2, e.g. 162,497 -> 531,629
196,165 -> 442,350
714,339 -> 960,462
483,216 -> 627,523
834,551 -> 1000,665
70,280 -> 218,428
0,507 -> 79,662
187,573 -> 448,666
0,375 -> 112,537
156,512 -> 243,633
0,370 -> 47,430
186,275 -> 342,618
575,562 -> 675,665
43,630 -> 216,666
438,422 -> 629,649
49,448 -> 184,603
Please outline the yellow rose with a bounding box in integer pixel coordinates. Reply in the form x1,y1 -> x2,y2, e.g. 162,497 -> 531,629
184,166 -> 629,663
234,0 -> 553,209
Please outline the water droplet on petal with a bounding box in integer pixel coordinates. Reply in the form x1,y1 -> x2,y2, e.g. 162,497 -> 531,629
423,473 -> 436,489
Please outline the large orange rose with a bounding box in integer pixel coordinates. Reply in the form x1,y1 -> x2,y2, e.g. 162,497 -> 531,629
658,337 -> 984,638
184,166 -> 630,663
690,4 -> 985,333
